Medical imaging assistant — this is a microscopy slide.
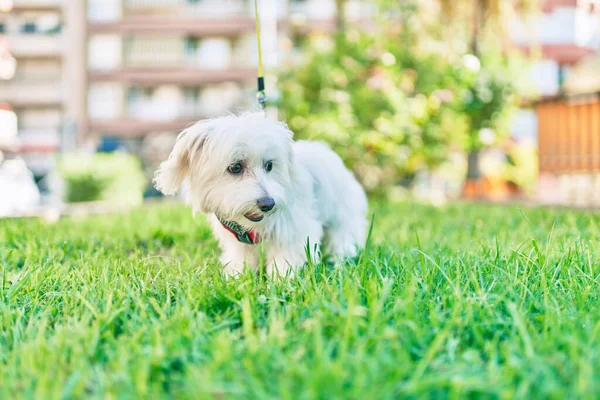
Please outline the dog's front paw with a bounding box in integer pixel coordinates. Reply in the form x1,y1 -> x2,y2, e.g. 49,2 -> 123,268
266,256 -> 306,278
266,244 -> 320,278
220,252 -> 247,279
222,262 -> 245,279
266,260 -> 295,278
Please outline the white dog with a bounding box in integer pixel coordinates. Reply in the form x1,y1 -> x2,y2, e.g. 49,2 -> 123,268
154,112 -> 368,277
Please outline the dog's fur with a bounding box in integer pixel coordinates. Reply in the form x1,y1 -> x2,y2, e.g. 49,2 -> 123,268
154,113 -> 368,277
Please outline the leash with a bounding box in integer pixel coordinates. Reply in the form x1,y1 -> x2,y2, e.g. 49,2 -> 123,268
254,0 -> 267,111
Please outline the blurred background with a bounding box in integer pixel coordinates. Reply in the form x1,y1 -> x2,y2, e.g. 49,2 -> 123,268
0,0 -> 599,217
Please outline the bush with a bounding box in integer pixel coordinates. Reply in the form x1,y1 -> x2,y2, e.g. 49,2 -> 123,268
58,152 -> 147,205
63,173 -> 108,203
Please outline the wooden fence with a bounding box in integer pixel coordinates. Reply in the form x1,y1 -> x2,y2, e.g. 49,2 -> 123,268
537,93 -> 600,173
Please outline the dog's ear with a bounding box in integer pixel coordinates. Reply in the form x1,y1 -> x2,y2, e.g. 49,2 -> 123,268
153,122 -> 210,195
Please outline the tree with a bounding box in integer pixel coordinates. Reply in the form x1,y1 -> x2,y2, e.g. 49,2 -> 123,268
278,4 -> 470,192
435,0 -> 537,195
334,0 -> 346,31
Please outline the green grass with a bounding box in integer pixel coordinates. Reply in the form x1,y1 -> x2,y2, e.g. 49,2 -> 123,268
1,201 -> 600,399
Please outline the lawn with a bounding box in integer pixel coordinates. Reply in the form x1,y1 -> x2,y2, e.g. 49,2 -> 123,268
1,200 -> 599,399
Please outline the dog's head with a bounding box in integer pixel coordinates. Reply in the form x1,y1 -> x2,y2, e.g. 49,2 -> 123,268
154,113 -> 294,227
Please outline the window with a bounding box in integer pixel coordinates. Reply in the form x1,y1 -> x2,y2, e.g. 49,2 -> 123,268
21,22 -> 37,34
183,87 -> 200,101
184,36 -> 198,56
41,23 -> 62,34
127,87 -> 153,102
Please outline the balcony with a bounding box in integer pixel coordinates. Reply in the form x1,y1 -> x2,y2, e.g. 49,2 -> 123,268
18,127 -> 61,149
87,67 -> 255,85
280,18 -> 338,35
288,0 -> 337,20
87,16 -> 256,35
529,44 -> 596,64
87,80 -> 249,136
122,0 -> 249,18
0,80 -> 63,106
87,118 -> 199,137
11,0 -> 63,10
541,0 -> 581,13
87,0 -> 251,23
511,6 -> 600,48
7,34 -> 64,58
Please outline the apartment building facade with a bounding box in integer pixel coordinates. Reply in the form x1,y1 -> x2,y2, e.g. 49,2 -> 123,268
0,0 -> 65,175
82,0 -> 363,138
1,0 -> 366,194
513,0 -> 600,206
510,0 -> 599,145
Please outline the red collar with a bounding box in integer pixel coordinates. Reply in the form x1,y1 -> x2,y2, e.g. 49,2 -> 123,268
217,215 -> 260,245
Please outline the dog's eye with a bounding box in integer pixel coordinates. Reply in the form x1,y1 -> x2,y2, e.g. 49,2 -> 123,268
265,160 -> 273,173
228,162 -> 243,174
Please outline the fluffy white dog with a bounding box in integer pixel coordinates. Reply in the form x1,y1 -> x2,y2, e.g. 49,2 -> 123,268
154,113 -> 368,277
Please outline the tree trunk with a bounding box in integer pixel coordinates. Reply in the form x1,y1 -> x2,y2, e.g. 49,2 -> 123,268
335,0 -> 347,32
466,150 -> 480,180
463,0 -> 486,198
470,0 -> 485,57
463,150 -> 483,199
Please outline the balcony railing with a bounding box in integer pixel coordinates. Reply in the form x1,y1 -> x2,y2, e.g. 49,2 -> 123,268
87,67 -> 256,85
87,118 -> 199,136
87,34 -> 257,70
87,82 -> 252,136
18,128 -> 61,148
12,0 -> 63,10
122,0 -> 249,18
7,34 -> 64,57
87,0 -> 252,22
0,80 -> 63,106
87,16 -> 256,35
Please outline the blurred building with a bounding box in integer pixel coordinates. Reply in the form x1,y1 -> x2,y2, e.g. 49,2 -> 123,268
81,0 -> 367,180
518,0 -> 600,206
0,0 -> 72,177
85,0 -> 268,140
510,0 -> 600,146
82,0 -> 365,141
0,0 -> 370,200
513,0 -> 599,98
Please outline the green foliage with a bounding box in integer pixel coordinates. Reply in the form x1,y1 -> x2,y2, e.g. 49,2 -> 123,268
503,140 -> 539,191
62,173 -> 108,203
455,52 -> 527,150
58,152 -> 147,205
1,202 -> 600,398
279,34 -> 463,190
278,2 -> 527,190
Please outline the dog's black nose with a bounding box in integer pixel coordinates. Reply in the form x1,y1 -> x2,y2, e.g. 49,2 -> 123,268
257,196 -> 275,212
